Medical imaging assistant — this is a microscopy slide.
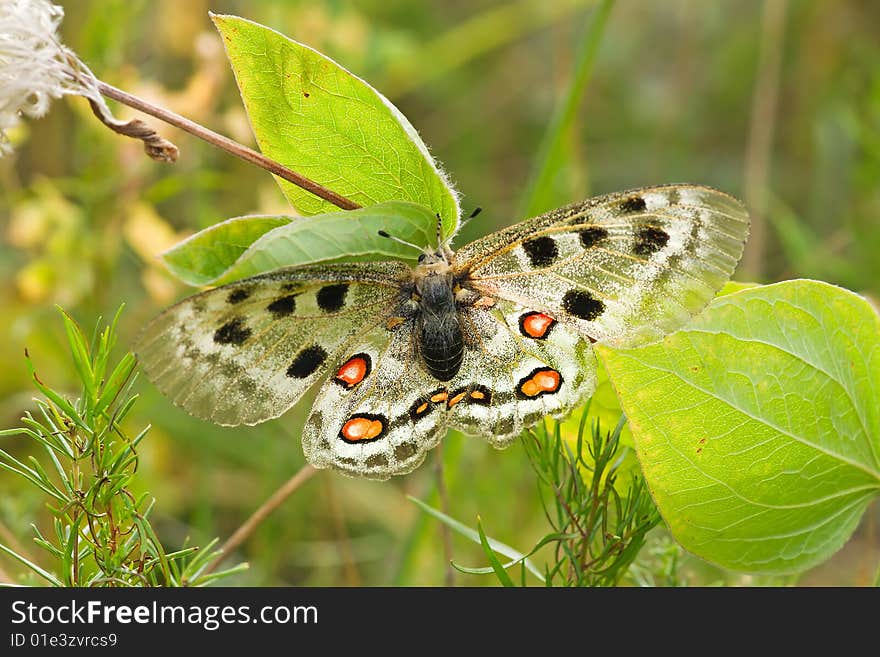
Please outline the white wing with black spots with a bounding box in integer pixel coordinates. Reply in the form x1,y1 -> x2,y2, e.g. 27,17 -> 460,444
455,185 -> 749,346
135,262 -> 408,426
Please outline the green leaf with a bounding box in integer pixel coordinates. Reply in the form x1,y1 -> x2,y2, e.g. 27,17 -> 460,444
212,14 -> 460,236
162,201 -> 439,286
0,542 -> 62,586
161,215 -> 292,286
598,280 -> 880,574
475,517 -> 516,587
408,495 -> 543,580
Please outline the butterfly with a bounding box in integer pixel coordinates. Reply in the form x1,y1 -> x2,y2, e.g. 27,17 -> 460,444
135,184 -> 749,480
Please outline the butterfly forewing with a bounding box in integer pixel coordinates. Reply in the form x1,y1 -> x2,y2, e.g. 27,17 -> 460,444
134,262 -> 408,426
455,185 -> 749,346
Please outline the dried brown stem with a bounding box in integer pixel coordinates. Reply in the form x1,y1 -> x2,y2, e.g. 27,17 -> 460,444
205,464 -> 318,574
88,98 -> 179,162
96,81 -> 361,211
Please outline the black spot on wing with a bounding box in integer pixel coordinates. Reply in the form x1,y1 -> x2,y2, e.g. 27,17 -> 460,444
286,345 -> 327,378
620,196 -> 647,214
578,226 -> 609,249
563,290 -> 605,321
467,385 -> 492,406
267,294 -> 297,317
409,396 -> 434,422
521,236 -> 559,267
317,283 -> 348,312
213,318 -> 251,345
227,288 -> 250,304
634,225 -> 670,257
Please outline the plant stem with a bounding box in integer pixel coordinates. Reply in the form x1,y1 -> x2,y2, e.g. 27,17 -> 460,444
434,445 -> 455,586
96,81 -> 361,211
205,464 -> 317,574
740,0 -> 788,280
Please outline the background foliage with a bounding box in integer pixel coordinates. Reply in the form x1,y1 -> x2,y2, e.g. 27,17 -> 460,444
1,0 -> 878,585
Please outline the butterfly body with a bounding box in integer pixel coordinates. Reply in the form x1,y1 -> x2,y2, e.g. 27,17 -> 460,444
136,185 -> 749,479
411,250 -> 465,381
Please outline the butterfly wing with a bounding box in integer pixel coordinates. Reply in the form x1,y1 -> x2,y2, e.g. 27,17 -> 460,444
454,184 -> 749,346
447,298 -> 597,446
302,296 -> 597,479
302,319 -> 449,480
134,262 -> 409,426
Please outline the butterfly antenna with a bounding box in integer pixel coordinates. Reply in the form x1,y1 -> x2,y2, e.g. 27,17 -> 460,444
377,230 -> 422,252
434,213 -> 444,250
458,206 -> 482,230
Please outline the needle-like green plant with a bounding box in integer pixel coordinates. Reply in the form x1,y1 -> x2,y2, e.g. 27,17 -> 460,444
520,412 -> 661,586
412,407 -> 660,587
0,307 -> 244,586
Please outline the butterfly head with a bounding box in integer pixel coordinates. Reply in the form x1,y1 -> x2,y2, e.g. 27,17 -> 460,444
416,248 -> 451,269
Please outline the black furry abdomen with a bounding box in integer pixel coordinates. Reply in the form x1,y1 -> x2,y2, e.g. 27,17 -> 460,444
415,276 -> 464,381
418,313 -> 464,381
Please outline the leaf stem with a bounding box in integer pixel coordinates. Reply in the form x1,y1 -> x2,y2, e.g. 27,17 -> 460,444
205,464 -> 317,574
96,81 -> 361,211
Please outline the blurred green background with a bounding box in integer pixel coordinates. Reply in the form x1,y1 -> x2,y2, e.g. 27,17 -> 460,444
1,0 -> 878,585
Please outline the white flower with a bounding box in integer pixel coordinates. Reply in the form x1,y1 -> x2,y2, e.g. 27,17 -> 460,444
0,0 -> 108,155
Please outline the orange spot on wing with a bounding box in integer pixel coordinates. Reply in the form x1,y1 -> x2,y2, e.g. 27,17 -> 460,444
430,390 -> 448,403
341,416 -> 385,442
470,389 -> 486,400
534,370 -> 560,391
335,354 -> 371,388
447,391 -> 467,408
517,368 -> 562,398
520,312 -> 556,339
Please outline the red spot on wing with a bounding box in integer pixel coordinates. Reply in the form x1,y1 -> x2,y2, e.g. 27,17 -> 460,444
446,391 -> 468,408
519,312 -> 556,339
517,368 -> 562,398
334,354 -> 371,389
340,415 -> 386,443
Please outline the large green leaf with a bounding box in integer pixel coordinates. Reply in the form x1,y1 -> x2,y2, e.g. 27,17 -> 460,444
212,14 -> 460,236
598,280 -> 880,574
162,201 -> 438,286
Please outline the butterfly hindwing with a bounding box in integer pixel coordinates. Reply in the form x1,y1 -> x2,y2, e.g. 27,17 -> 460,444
455,184 -> 749,346
448,299 -> 598,446
134,262 -> 408,426
303,319 -> 448,479
302,297 -> 597,479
